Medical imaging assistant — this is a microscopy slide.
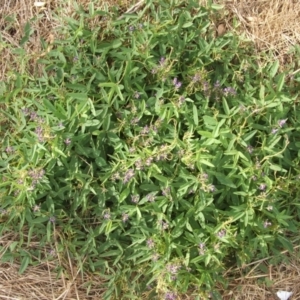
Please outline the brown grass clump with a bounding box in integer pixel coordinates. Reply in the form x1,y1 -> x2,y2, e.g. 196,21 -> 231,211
0,230 -> 107,300
220,0 -> 300,66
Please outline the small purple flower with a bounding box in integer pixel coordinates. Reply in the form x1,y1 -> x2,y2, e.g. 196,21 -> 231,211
146,193 -> 155,202
135,158 -> 143,170
162,187 -> 170,197
217,229 -> 226,238
259,183 -> 266,191
178,95 -> 185,105
145,157 -> 153,166
129,147 -> 135,153
49,248 -> 56,256
198,242 -> 206,255
263,220 -> 272,228
160,220 -> 169,230
209,185 -> 216,192
131,117 -> 139,125
214,80 -> 221,89
134,91 -> 140,99
103,212 -> 110,220
21,108 -> 30,116
252,175 -> 257,181
73,56 -> 79,62
223,87 -> 236,96
122,212 -> 129,222
166,263 -> 180,275
49,216 -> 56,223
146,238 -> 155,249
192,73 -> 201,83
159,57 -> 166,66
30,111 -> 38,121
64,138 -> 71,145
172,78 -> 182,90
128,25 -> 135,32
271,128 -> 278,134
5,146 -> 14,154
123,169 -> 135,183
152,253 -> 160,261
201,173 -> 209,180
278,119 -> 287,127
33,205 -> 41,212
165,292 -> 177,300
131,194 -> 140,204
141,125 -> 150,135
247,145 -> 254,154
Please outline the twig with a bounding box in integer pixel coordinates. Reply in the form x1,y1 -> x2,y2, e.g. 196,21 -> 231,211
117,0 -> 145,20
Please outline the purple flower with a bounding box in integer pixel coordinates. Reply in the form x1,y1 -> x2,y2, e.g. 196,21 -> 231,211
64,138 -> 71,145
278,119 -> 287,127
165,292 -> 177,300
5,146 -> 14,154
146,193 -> 155,202
223,87 -> 236,96
131,194 -> 140,204
263,220 -> 271,228
135,158 -> 143,170
160,220 -> 169,230
159,57 -> 166,66
30,111 -> 38,121
49,249 -> 56,256
73,56 -> 78,62
33,205 -> 41,212
166,263 -> 180,275
128,25 -> 135,31
131,117 -> 139,125
217,229 -> 226,238
209,185 -> 216,192
162,187 -> 170,197
122,213 -> 129,222
141,125 -> 150,135
49,216 -> 56,223
152,253 -> 160,261
145,157 -> 153,166
123,169 -> 135,183
247,145 -> 254,154
259,183 -> 266,191
172,78 -> 182,90
271,128 -> 278,134
192,73 -> 201,83
178,95 -> 185,105
103,212 -> 110,220
146,238 -> 155,249
134,91 -> 140,99
214,80 -> 221,89
198,242 -> 206,255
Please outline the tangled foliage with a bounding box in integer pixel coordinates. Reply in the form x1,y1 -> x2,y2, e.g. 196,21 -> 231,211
1,0 -> 300,299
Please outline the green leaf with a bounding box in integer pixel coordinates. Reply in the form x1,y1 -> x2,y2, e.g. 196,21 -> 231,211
19,256 -> 30,274
277,235 -> 293,253
193,105 -> 198,126
269,60 -> 279,78
276,73 -> 285,92
182,22 -> 193,28
213,172 -> 236,188
222,98 -> 230,115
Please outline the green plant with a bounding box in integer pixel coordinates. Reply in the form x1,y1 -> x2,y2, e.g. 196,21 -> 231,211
1,0 -> 300,299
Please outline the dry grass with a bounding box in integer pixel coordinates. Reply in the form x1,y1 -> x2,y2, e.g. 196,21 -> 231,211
1,0 -> 300,299
220,0 -> 300,67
